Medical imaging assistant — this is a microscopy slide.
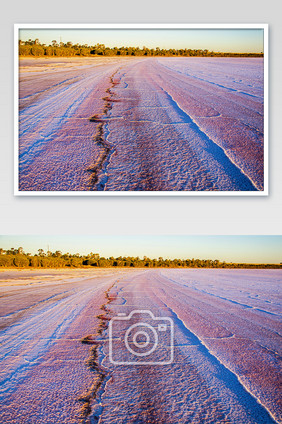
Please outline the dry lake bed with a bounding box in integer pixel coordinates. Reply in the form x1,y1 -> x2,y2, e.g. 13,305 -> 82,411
18,57 -> 264,192
1,268 -> 280,423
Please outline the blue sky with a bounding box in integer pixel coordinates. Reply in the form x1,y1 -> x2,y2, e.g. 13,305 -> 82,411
0,236 -> 281,263
18,29 -> 264,53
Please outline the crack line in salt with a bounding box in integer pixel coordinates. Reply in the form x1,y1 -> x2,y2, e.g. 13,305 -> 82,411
78,282 -> 117,423
86,70 -> 122,191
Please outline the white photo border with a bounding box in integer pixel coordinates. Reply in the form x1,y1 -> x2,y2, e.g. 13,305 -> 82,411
14,23 -> 269,196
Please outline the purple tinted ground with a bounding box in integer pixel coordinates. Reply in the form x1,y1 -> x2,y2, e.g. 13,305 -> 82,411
1,268 -> 280,423
18,57 -> 264,192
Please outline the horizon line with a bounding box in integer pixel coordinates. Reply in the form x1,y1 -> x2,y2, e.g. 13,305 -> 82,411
18,39 -> 264,55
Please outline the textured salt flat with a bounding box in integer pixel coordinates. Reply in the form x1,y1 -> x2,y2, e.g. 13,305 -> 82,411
1,268 -> 280,423
19,57 -> 127,191
0,268 -> 130,423
18,57 -> 264,191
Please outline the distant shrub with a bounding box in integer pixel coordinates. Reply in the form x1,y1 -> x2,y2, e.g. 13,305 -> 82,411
40,257 -> 53,268
45,46 -> 55,56
19,45 -> 32,56
80,47 -> 90,56
29,256 -> 40,267
70,257 -> 83,267
13,255 -> 30,267
30,45 -> 45,56
98,259 -> 109,267
0,255 -> 14,267
83,259 -> 98,266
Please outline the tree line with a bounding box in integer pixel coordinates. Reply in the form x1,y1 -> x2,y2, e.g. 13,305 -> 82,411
0,247 -> 280,269
19,39 -> 263,58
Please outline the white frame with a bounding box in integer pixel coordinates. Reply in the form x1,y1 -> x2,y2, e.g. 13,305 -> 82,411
14,24 -> 268,196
